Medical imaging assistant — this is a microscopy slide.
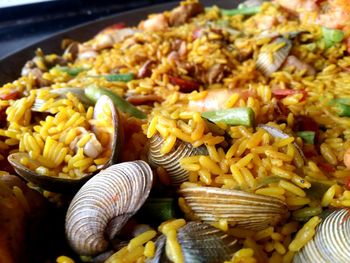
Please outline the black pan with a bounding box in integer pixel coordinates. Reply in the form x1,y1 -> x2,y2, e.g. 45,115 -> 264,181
0,0 -> 236,85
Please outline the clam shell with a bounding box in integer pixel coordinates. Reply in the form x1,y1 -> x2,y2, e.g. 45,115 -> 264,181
148,222 -> 241,263
179,186 -> 288,230
8,95 -> 122,193
148,134 -> 207,185
293,209 -> 350,263
258,124 -> 306,165
65,160 -> 153,256
256,37 -> 292,76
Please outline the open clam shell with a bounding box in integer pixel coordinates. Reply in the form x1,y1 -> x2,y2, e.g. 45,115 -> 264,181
65,160 -> 153,256
148,133 -> 208,185
179,186 -> 288,230
256,37 -> 292,76
148,222 -> 241,263
293,209 -> 350,263
8,95 -> 122,193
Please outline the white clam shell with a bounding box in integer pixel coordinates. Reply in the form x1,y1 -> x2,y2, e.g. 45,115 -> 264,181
256,37 -> 292,76
148,134 -> 207,185
179,186 -> 288,230
65,161 -> 153,256
293,209 -> 350,263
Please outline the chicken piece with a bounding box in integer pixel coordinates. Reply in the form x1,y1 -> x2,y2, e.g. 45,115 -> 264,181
168,2 -> 204,26
139,14 -> 169,31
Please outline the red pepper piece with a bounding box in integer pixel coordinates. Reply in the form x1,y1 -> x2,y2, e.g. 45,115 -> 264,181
168,75 -> 200,93
295,116 -> 319,133
272,89 -> 307,100
318,162 -> 336,173
0,91 -> 20,100
346,177 -> 350,190
303,144 -> 318,158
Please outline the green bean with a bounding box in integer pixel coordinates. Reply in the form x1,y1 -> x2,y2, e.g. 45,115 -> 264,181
292,206 -> 323,221
85,85 -> 146,119
221,6 -> 260,16
104,73 -> 134,82
329,98 -> 350,117
322,27 -> 344,48
201,107 -> 255,126
56,66 -> 85,76
297,131 -> 315,144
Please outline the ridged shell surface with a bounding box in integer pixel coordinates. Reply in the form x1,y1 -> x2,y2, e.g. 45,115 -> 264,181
148,134 -> 207,185
179,186 -> 288,230
293,209 -> 350,263
256,37 -> 292,76
148,222 -> 241,263
65,161 -> 153,256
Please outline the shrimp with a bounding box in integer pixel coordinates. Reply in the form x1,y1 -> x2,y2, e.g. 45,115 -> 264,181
275,0 -> 350,29
344,147 -> 350,169
187,88 -> 255,112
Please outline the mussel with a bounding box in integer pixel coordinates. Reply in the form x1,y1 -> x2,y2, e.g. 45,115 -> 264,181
256,37 -> 292,76
293,209 -> 350,263
148,221 -> 241,263
65,161 -> 153,256
148,133 -> 208,185
179,184 -> 289,230
8,95 -> 122,193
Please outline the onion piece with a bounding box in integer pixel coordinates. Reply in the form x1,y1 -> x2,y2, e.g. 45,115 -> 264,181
258,124 -> 306,164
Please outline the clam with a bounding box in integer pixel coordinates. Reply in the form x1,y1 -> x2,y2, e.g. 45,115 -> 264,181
148,133 -> 208,185
293,209 -> 350,263
179,185 -> 288,230
8,95 -> 122,193
258,124 -> 306,165
148,222 -> 241,263
31,87 -> 93,113
65,160 -> 153,256
256,37 -> 292,76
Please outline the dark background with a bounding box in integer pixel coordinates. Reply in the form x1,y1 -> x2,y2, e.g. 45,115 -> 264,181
0,0 -> 175,59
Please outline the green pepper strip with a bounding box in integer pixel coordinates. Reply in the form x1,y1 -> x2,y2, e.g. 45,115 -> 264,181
297,131 -> 315,144
221,6 -> 260,16
105,73 -> 134,82
322,27 -> 344,48
85,85 -> 146,119
201,107 -> 255,126
57,66 -> 85,76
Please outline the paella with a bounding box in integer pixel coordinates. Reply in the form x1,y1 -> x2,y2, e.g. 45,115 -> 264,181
1,0 -> 350,262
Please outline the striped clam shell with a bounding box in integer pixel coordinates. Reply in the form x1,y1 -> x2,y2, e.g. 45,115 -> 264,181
179,186 -> 288,230
65,161 -> 153,256
256,37 -> 292,76
148,134 -> 207,185
148,222 -> 241,263
293,209 -> 350,263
